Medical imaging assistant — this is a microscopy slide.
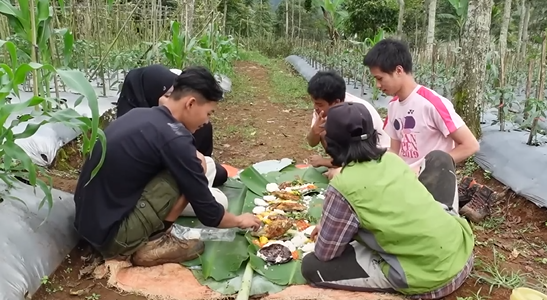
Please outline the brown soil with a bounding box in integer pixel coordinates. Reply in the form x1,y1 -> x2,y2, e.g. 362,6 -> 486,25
31,59 -> 547,300
211,61 -> 315,168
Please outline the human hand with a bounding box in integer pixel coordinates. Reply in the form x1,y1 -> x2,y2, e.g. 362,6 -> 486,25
311,110 -> 327,136
236,213 -> 262,231
310,225 -> 321,241
323,167 -> 341,180
308,155 -> 328,167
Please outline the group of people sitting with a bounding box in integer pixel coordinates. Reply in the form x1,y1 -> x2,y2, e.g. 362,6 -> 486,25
73,38 -> 498,298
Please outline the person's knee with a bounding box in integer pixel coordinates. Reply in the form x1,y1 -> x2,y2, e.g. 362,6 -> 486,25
213,162 -> 228,187
301,253 -> 322,283
211,188 -> 228,209
425,150 -> 455,168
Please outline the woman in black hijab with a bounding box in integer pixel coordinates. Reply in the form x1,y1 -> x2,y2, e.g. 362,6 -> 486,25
116,64 -> 228,187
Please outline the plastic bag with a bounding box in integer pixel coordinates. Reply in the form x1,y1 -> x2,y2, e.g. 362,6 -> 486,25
171,224 -> 237,242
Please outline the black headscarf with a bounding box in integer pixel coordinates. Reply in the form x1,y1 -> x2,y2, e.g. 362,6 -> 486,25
116,64 -> 177,117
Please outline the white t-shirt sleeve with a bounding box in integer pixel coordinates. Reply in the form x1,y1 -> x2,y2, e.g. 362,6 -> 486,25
429,98 -> 465,137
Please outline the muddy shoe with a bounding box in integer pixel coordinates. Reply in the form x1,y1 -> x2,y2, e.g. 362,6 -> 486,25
458,176 -> 478,207
460,185 -> 498,223
131,233 -> 204,267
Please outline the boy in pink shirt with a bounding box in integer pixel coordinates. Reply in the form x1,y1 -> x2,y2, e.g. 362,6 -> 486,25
363,38 -> 497,223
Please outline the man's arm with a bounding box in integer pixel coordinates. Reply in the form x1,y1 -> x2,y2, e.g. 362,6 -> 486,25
430,102 -> 479,164
161,135 -> 241,228
389,138 -> 401,155
307,129 -> 321,147
383,111 -> 400,155
448,125 -> 480,164
315,186 -> 359,262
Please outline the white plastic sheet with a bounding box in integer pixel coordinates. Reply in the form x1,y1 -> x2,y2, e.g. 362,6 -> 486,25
0,182 -> 77,299
6,89 -> 118,167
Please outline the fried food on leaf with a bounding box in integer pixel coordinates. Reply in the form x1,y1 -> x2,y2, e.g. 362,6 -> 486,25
270,201 -> 307,212
271,191 -> 301,201
254,219 -> 293,239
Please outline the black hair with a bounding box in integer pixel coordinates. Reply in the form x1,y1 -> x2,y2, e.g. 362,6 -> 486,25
172,66 -> 224,102
363,38 -> 413,74
325,131 -> 387,167
307,70 -> 346,104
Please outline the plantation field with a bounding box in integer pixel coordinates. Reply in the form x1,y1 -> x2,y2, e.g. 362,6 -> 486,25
2,0 -> 547,299
30,53 -> 547,300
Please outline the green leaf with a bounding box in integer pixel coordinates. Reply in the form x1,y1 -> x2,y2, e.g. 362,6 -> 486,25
191,266 -> 284,295
56,69 -> 104,183
0,40 -> 18,68
178,178 -> 251,281
3,139 -> 37,185
239,166 -> 270,195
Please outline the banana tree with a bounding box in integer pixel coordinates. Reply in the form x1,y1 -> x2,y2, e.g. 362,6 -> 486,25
0,39 -> 106,220
313,0 -> 349,44
437,0 -> 468,45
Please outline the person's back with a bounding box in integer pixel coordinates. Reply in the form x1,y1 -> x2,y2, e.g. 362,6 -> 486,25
74,106 -> 199,248
330,152 -> 474,293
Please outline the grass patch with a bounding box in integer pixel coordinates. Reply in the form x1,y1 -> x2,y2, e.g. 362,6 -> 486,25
473,248 -> 528,294
223,72 -> 255,104
241,50 -> 310,109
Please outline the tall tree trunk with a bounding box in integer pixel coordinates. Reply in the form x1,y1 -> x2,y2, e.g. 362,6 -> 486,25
291,0 -> 295,39
499,0 -> 511,57
285,0 -> 289,36
453,0 -> 494,138
222,0 -> 227,35
426,0 -> 437,60
397,0 -> 405,38
516,0 -> 525,55
298,0 -> 302,38
185,0 -> 195,38
520,2 -> 531,57
497,0 -> 511,131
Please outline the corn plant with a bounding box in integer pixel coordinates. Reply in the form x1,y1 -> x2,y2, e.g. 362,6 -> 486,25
161,21 -> 198,69
0,0 -> 75,111
0,40 -> 106,220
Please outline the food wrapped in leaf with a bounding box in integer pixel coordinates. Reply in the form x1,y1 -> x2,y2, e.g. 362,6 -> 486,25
271,191 -> 301,201
257,242 -> 293,264
253,218 -> 293,239
270,201 -> 307,212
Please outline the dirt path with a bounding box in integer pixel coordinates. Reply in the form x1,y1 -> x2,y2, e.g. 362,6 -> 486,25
31,55 -> 547,300
212,58 -> 316,168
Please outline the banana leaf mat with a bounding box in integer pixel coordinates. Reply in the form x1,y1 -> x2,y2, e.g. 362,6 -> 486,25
175,162 -> 329,295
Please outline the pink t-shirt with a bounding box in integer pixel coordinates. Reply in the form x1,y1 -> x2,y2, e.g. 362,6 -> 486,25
384,85 -> 465,168
311,92 -> 390,149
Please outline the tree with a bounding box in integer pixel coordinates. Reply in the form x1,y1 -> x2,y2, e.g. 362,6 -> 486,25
425,0 -> 438,59
344,0 -> 398,40
453,0 -> 494,138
